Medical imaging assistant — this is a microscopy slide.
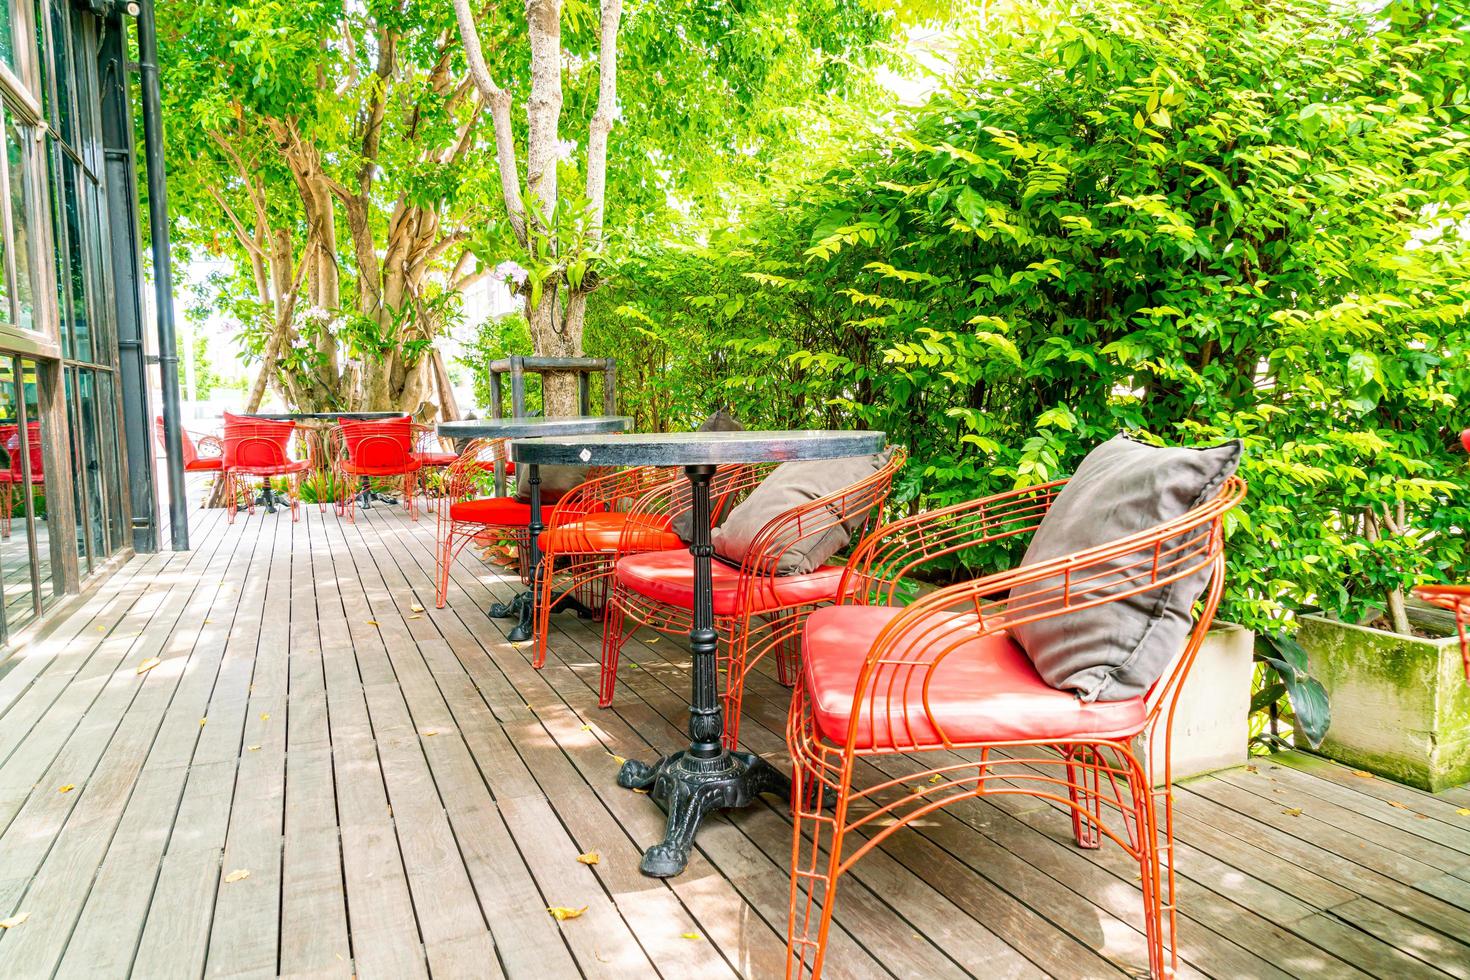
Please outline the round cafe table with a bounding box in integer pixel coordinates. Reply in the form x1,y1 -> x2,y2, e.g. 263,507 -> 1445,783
511,429 -> 886,877
438,416 -> 632,641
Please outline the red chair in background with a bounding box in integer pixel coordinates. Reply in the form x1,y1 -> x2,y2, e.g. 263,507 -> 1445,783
600,448 -> 906,749
0,422 -> 42,538
434,438 -> 587,608
1414,428 -> 1470,677
331,415 -> 421,523
530,465 -> 685,667
221,412 -> 311,523
154,416 -> 224,478
783,476 -> 1245,980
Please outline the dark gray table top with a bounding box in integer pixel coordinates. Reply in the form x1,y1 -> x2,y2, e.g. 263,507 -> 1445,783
251,412 -> 403,421
510,429 -> 885,466
437,415 -> 632,441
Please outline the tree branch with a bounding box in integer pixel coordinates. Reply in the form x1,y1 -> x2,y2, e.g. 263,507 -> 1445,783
584,0 -> 624,244
452,0 -> 527,244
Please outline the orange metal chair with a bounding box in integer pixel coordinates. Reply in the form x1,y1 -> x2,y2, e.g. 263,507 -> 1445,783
411,422 -> 459,510
154,416 -> 224,473
1417,586 -> 1470,678
330,415 -> 422,523
785,475 -> 1246,980
434,437 -> 592,609
601,448 -> 907,750
531,465 -> 684,667
221,412 -> 312,523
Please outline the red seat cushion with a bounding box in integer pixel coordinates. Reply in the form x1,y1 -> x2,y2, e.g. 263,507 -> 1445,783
802,605 -> 1147,750
232,459 -> 312,477
449,497 -> 580,526
342,459 -> 422,477
415,452 -> 459,467
539,513 -> 682,554
184,459 -> 223,472
615,550 -> 845,617
449,496 -> 531,525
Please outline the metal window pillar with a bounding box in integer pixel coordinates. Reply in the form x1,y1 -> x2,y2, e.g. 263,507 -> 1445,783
97,0 -> 187,552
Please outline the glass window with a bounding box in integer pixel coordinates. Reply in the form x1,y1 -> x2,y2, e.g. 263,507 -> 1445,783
73,367 -> 104,560
45,140 -> 65,352
0,356 -> 37,637
61,156 -> 86,359
0,6 -> 14,73
31,1 -> 47,121
47,1 -> 70,147
7,115 -> 33,330
19,357 -> 52,607
63,364 -> 84,573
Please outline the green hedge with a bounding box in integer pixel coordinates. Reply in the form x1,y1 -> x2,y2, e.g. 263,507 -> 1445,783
586,0 -> 1470,632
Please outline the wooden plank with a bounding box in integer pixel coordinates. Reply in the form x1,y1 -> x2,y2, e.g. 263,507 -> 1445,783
132,845 -> 223,980
371,508 -> 910,980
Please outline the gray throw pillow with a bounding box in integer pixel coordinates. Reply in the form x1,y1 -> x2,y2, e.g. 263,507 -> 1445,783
515,464 -> 593,504
712,448 -> 892,574
1010,434 -> 1242,702
671,410 -> 745,543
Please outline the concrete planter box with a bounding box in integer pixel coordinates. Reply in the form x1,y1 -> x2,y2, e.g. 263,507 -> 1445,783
1151,622 -> 1254,786
1296,612 -> 1469,792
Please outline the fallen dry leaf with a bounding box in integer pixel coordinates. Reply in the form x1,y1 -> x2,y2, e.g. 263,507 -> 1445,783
199,718 -> 207,727
546,905 -> 588,921
681,932 -> 702,941
260,713 -> 270,722
632,787 -> 650,795
420,729 -> 438,737
1244,764 -> 1259,773
576,852 -> 600,866
365,620 -> 379,627
57,784 -> 74,794
1350,770 -> 1375,779
224,869 -> 250,883
408,615 -> 422,620
247,745 -> 261,752
0,912 -> 28,929
927,774 -> 944,784
611,755 -> 627,766
580,724 -> 592,732
1458,808 -> 1470,816
1387,801 -> 1410,810
410,604 -> 425,613
1282,807 -> 1303,817
136,657 -> 161,675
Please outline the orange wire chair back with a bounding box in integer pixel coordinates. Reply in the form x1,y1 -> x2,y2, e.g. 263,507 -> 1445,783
831,475 -> 1244,752
440,437 -> 512,502
222,413 -> 297,472
1417,585 -> 1470,678
737,447 -> 909,611
338,416 -> 415,471
614,463 -> 768,552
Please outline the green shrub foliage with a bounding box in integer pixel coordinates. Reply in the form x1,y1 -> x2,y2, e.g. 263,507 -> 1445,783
586,0 -> 1470,631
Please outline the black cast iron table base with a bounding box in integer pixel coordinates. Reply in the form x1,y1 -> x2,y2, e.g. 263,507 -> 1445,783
355,477 -> 399,509
488,587 -> 598,643
253,484 -> 280,514
618,750 -> 790,876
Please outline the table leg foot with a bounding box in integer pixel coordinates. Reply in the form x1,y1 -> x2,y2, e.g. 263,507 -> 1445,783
620,750 -> 790,877
506,595 -> 535,644
488,591 -> 529,620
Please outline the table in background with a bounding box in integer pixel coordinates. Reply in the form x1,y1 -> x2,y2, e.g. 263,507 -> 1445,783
438,415 -> 632,641
511,429 -> 886,877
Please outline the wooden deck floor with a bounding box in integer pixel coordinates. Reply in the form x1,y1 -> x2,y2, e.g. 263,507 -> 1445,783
2,500 -> 1470,979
